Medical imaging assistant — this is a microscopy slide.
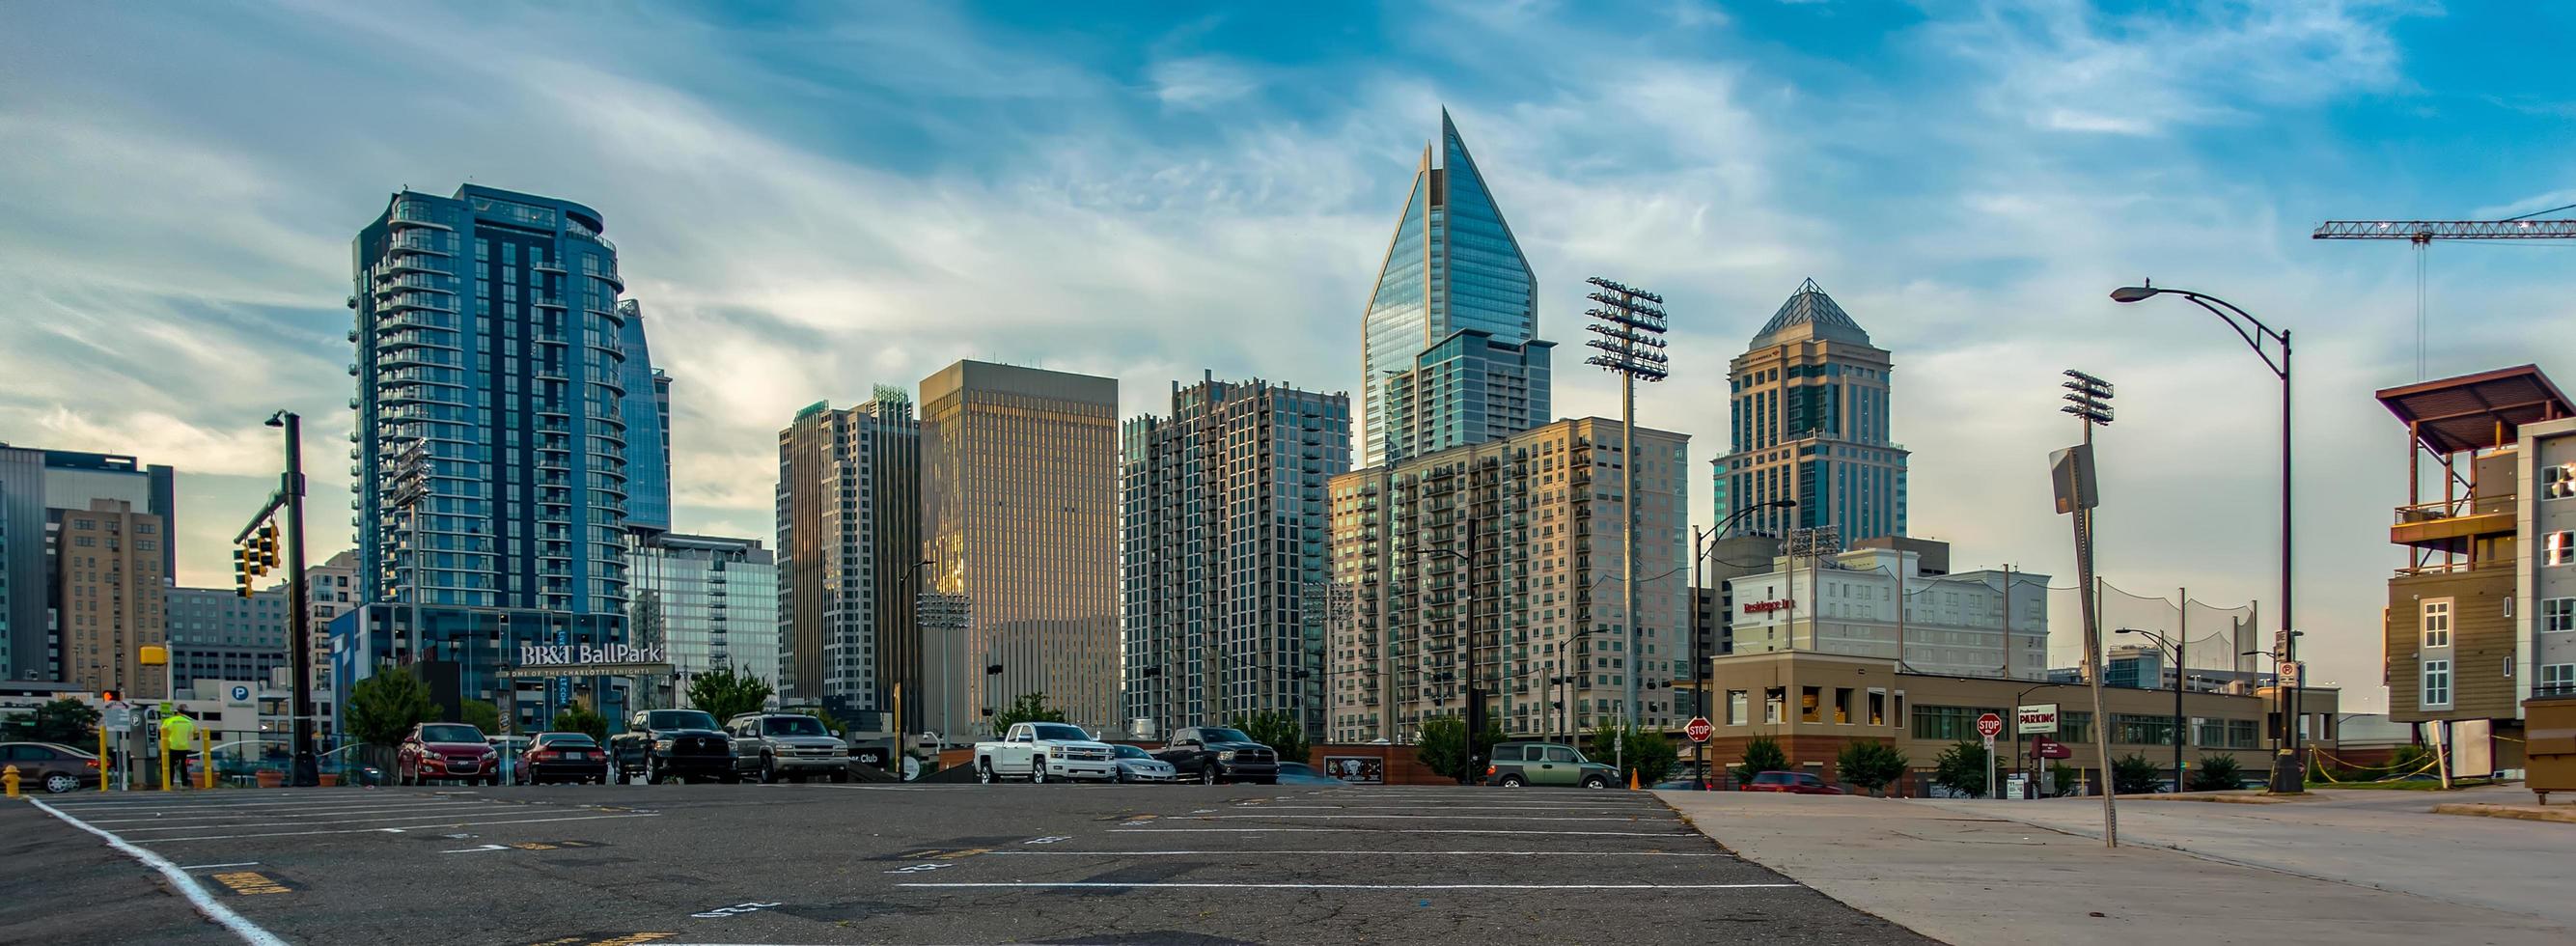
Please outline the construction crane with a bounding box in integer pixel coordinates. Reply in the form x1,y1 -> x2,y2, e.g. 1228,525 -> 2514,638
2313,203 -> 2576,378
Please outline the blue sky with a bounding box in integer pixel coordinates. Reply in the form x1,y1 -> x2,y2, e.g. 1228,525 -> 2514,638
5,0 -> 2571,710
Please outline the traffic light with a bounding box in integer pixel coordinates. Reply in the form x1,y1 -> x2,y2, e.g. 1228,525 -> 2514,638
234,544 -> 255,597
257,521 -> 280,570
100,688 -> 121,703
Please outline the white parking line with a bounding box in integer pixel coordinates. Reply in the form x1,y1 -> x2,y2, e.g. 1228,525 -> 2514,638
127,812 -> 661,844
990,849 -> 1725,857
86,802 -> 501,824
112,807 -> 532,833
1195,814 -> 1674,821
42,795 -> 469,812
1113,827 -> 1694,837
1249,805 -> 1667,811
900,881 -> 1798,891
29,800 -> 290,945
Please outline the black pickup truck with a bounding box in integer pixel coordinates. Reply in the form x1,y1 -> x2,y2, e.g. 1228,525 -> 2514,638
1152,726 -> 1280,785
608,709 -> 736,784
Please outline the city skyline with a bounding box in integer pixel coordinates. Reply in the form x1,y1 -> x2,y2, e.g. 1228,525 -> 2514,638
9,4 -> 2576,711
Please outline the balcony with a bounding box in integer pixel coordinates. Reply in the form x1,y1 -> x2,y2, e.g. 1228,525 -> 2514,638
2391,495 -> 2515,552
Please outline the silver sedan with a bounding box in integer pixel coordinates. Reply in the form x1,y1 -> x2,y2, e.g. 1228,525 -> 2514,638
1112,744 -> 1179,783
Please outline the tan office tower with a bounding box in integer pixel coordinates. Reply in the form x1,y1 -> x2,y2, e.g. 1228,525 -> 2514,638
1712,279 -> 1907,543
921,361 -> 1120,737
56,499 -> 169,698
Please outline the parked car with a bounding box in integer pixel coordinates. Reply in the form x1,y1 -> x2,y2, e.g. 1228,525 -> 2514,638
1152,727 -> 1280,785
1274,762 -> 1348,786
1742,770 -> 1844,794
1111,744 -> 1179,783
518,732 -> 609,785
1651,777 -> 1717,791
609,709 -> 735,784
487,735 -> 531,784
397,723 -> 497,786
975,722 -> 1119,783
727,712 -> 851,783
1486,740 -> 1619,789
2,741 -> 100,793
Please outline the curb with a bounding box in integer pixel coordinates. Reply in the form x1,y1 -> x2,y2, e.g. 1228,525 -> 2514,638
2431,803 -> 2576,824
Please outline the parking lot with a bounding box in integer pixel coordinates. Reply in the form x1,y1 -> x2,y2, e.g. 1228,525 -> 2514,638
7,781 -> 1927,944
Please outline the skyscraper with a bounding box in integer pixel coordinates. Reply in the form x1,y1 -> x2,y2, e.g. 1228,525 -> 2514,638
345,185 -> 648,719
616,299 -> 676,536
631,532 -> 778,701
0,444 -> 176,682
56,499 -> 169,698
775,389 -> 918,721
920,361 -> 1119,737
1360,110 -> 1553,468
166,584 -> 292,691
1714,279 -> 1908,543
1122,373 -> 1351,739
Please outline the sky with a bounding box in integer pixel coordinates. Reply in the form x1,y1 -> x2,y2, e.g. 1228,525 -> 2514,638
5,0 -> 2573,712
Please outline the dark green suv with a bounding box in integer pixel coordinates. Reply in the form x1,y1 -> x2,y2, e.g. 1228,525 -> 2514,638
1485,740 -> 1618,789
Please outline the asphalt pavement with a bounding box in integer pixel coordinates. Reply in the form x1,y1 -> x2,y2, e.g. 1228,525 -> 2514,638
8,781 -> 1929,945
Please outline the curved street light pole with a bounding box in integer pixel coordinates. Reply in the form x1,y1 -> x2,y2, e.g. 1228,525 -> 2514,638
2118,628 -> 2187,792
1691,498 -> 1797,789
2112,282 -> 2298,793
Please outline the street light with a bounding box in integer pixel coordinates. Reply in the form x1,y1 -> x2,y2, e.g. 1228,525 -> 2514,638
2117,628 -> 2188,792
1587,276 -> 1670,727
1690,498 -> 1797,789
2112,280 -> 2299,793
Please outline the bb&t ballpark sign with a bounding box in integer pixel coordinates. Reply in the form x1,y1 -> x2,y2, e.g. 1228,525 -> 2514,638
499,643 -> 674,678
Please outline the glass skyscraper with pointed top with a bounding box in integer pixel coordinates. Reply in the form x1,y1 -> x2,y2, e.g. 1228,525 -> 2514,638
1360,110 -> 1553,467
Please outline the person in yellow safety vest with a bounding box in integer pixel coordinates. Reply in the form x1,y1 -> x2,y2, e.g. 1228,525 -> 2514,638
159,706 -> 199,789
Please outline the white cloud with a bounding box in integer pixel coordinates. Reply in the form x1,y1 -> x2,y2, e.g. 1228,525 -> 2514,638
1149,57 -> 1261,110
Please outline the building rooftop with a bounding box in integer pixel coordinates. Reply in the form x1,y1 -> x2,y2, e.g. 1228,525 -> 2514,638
2375,363 -> 2572,455
1753,278 -> 1871,348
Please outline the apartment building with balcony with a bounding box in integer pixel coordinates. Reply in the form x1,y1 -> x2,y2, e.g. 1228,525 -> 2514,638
2376,364 -> 2576,771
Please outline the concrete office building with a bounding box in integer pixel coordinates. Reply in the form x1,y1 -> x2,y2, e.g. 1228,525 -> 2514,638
2376,365 -> 2576,772
1712,280 -> 1907,542
56,499 -> 170,699
304,550 -> 361,704
921,361 -> 1120,737
631,533 -> 778,704
165,585 -> 291,691
1726,541 -> 2047,680
775,388 -> 919,723
0,445 -> 176,682
1122,374 -> 1351,740
342,185 -> 658,722
1329,418 -> 1691,743
1359,111 -> 1553,468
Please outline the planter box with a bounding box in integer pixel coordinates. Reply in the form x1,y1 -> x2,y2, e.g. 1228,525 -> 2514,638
255,769 -> 285,789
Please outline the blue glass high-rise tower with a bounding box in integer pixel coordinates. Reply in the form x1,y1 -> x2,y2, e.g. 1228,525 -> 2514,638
1360,110 -> 1553,467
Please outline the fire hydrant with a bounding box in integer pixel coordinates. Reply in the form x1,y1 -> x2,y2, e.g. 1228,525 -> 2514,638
4,764 -> 20,798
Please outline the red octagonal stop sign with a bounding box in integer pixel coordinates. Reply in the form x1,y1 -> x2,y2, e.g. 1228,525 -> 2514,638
1976,712 -> 2005,738
1684,716 -> 1714,743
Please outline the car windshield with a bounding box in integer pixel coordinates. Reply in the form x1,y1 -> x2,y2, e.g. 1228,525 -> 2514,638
1198,728 -> 1254,743
763,716 -> 827,737
420,724 -> 484,743
1115,744 -> 1150,759
1753,772 -> 1793,784
648,710 -> 720,730
534,734 -> 596,746
1028,724 -> 1092,741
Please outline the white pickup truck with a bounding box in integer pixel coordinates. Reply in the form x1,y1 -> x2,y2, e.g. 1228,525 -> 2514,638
973,722 -> 1119,783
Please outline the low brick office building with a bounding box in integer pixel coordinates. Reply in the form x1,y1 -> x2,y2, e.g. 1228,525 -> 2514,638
1698,650 -> 2338,793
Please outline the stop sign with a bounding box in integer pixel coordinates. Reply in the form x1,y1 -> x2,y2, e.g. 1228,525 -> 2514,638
1683,716 -> 1714,743
1976,712 -> 2005,739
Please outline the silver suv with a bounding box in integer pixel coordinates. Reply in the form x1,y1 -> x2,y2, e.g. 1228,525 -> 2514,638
726,712 -> 850,783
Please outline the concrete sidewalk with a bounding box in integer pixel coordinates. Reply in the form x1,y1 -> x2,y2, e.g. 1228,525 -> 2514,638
1658,791 -> 2569,945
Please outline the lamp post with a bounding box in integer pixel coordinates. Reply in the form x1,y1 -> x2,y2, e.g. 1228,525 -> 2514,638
265,411 -> 319,788
1585,277 -> 1670,727
2118,628 -> 2187,792
2009,682 -> 2057,797
1692,499 -> 1797,789
2112,281 -> 2298,793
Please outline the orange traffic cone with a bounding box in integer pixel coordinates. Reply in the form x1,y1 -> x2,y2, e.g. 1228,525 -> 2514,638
1628,768 -> 1639,791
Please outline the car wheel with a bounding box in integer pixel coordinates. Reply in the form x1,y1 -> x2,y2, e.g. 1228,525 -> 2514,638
45,773 -> 79,793
1200,765 -> 1218,786
1499,774 -> 1526,788
977,760 -> 997,784
762,755 -> 778,785
1581,774 -> 1610,789
644,755 -> 661,785
1032,757 -> 1049,784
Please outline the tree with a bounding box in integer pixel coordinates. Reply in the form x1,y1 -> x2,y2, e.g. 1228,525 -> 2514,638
1837,740 -> 1909,796
1734,736 -> 1788,784
1587,721 -> 1676,787
346,663 -> 434,746
1931,740 -> 1989,798
2048,762 -> 2079,796
990,692 -> 1068,737
685,665 -> 773,722
2112,753 -> 2163,794
460,699 -> 503,736
2187,753 -> 2245,792
1232,710 -> 1310,765
553,702 -> 609,742
24,697 -> 100,745
1416,716 -> 1469,783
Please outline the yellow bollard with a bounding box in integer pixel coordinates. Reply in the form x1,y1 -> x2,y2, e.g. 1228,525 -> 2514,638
5,764 -> 20,797
200,729 -> 213,790
160,742 -> 173,793
100,728 -> 111,792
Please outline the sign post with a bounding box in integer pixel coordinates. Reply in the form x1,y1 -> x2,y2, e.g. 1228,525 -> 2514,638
1978,713 -> 2005,799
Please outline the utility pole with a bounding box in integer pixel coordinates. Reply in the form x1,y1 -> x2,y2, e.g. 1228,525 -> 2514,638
2057,369 -> 2117,846
1585,278 -> 1669,727
273,411 -> 319,787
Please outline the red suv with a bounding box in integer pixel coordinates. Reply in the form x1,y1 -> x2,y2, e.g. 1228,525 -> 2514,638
1743,770 -> 1844,794
398,723 -> 498,786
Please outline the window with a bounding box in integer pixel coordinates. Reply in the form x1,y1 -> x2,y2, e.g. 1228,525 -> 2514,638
1726,690 -> 1747,726
2547,462 -> 2575,500
2552,532 -> 2576,567
2421,599 -> 2451,648
1911,706 -> 1995,741
2542,664 -> 2576,697
2547,598 -> 2575,633
2056,710 -> 2093,743
2422,659 -> 2451,708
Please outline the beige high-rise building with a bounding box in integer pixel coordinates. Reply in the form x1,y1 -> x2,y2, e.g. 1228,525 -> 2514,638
776,389 -> 918,720
56,499 -> 168,699
920,361 -> 1120,737
1712,279 -> 1907,543
1328,417 -> 1690,744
